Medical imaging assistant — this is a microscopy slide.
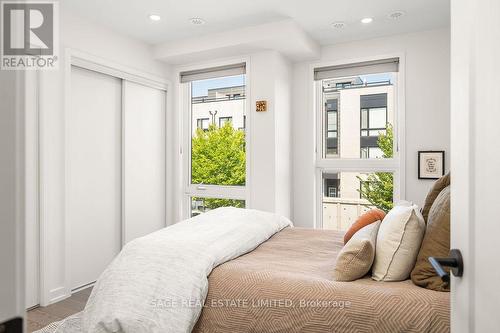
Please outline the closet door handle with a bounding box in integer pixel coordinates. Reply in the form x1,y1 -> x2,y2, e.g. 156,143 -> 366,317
428,249 -> 464,284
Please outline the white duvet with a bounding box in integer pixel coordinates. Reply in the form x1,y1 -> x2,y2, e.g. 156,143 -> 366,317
55,207 -> 292,333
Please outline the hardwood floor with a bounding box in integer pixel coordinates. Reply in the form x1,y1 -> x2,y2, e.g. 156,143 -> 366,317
27,287 -> 92,332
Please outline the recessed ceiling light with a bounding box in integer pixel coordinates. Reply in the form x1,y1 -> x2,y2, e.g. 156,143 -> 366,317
149,14 -> 161,21
331,22 -> 346,29
388,11 -> 406,19
361,17 -> 373,24
189,17 -> 206,25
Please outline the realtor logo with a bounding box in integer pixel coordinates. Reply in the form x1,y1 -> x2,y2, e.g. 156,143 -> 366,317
1,1 -> 59,69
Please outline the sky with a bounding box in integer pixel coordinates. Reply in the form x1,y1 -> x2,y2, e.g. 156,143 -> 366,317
358,73 -> 394,84
190,72 -> 393,97
192,75 -> 245,97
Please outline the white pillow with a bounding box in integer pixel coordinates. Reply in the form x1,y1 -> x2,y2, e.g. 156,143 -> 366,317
372,202 -> 425,281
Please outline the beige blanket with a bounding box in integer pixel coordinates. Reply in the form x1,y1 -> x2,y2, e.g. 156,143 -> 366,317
194,227 -> 450,333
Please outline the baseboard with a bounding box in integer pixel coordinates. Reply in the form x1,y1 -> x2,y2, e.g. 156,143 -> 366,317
46,287 -> 70,305
71,281 -> 95,293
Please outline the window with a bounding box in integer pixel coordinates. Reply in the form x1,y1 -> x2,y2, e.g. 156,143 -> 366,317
315,58 -> 401,231
181,63 -> 247,217
197,118 -> 210,131
238,115 -> 247,131
360,94 -> 388,159
219,116 -> 233,127
325,97 -> 339,156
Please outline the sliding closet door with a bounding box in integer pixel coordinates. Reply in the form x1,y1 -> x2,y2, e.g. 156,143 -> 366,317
67,66 -> 122,290
25,70 -> 39,308
123,81 -> 166,243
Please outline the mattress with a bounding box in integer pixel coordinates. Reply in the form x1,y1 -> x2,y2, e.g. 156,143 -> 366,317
193,227 -> 450,333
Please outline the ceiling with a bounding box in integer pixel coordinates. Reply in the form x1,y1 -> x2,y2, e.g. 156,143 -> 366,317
61,0 -> 450,46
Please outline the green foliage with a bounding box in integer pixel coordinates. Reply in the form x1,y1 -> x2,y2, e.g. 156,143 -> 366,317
358,124 -> 394,212
191,122 -> 246,210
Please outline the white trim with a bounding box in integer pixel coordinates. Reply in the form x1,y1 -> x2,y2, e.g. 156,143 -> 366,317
186,185 -> 246,200
71,281 -> 95,294
25,69 -> 41,309
176,56 -> 251,220
310,52 -> 407,229
69,49 -> 169,91
120,80 -> 126,248
46,287 -> 68,304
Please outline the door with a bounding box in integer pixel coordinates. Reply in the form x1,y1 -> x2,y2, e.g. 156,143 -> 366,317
67,66 -> 122,291
451,0 -> 500,331
25,70 -> 40,308
123,81 -> 166,243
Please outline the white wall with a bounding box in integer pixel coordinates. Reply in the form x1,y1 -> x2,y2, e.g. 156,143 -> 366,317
0,70 -> 25,326
244,51 -> 293,217
292,28 -> 450,227
272,54 -> 293,218
37,7 -> 172,305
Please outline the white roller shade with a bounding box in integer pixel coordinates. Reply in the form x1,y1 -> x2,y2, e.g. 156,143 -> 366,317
180,63 -> 246,83
314,58 -> 399,81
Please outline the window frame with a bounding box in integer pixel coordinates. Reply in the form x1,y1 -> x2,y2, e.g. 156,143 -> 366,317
180,59 -> 251,219
218,116 -> 233,127
360,106 -> 388,137
323,94 -> 340,157
312,54 -> 406,229
360,105 -> 388,158
196,117 -> 210,131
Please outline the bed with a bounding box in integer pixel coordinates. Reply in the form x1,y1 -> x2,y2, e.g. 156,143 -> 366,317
38,209 -> 449,333
194,227 -> 450,333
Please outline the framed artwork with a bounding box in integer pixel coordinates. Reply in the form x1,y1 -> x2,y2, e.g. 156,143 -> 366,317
256,100 -> 267,112
418,151 -> 445,179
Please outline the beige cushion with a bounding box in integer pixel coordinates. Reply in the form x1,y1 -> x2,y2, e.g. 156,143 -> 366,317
421,173 -> 450,223
334,221 -> 381,281
411,186 -> 450,291
372,203 -> 425,281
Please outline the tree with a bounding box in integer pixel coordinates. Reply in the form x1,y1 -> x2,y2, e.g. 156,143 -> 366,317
357,124 -> 394,212
191,122 -> 245,210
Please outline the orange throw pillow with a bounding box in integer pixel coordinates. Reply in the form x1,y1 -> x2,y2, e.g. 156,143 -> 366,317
344,209 -> 386,244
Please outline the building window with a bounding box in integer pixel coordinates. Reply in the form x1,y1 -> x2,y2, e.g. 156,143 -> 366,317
325,97 -> 339,156
238,115 -> 246,131
196,118 -> 210,131
360,94 -> 388,158
314,58 -> 401,231
219,116 -> 232,127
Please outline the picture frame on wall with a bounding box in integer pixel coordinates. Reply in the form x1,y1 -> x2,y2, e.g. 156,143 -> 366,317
418,151 -> 445,179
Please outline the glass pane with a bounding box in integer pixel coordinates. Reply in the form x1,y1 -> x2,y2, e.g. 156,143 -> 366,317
322,171 -> 393,231
327,111 -> 337,128
361,109 -> 368,129
369,108 -> 387,129
219,116 -> 232,127
191,75 -> 246,186
191,197 -> 245,217
322,72 -> 395,159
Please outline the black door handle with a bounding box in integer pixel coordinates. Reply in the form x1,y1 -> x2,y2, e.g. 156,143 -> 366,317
428,249 -> 463,284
